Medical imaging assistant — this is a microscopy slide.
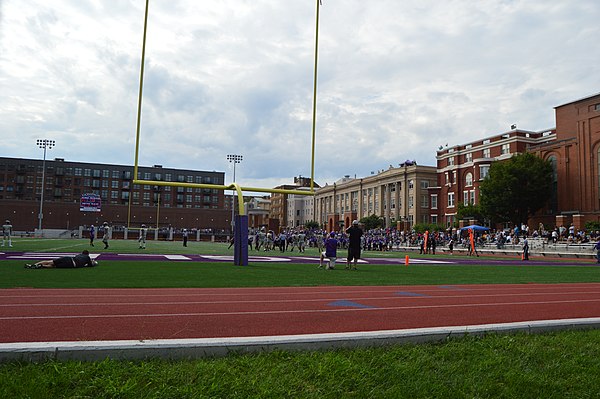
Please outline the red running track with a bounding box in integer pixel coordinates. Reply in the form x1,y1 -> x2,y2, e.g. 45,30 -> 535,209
1,283 -> 600,343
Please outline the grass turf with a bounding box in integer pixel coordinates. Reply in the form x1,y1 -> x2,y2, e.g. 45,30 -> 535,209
2,330 -> 600,398
2,237 -> 599,288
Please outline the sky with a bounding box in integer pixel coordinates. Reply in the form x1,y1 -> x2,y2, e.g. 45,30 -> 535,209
1,0 -> 599,191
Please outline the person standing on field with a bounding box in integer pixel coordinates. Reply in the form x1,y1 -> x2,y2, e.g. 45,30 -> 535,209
345,220 -> 363,270
101,222 -> 110,249
89,224 -> 95,247
182,229 -> 188,247
2,219 -> 13,247
138,224 -> 147,249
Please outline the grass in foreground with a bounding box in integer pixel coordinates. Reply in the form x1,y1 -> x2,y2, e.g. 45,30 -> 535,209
2,330 -> 600,398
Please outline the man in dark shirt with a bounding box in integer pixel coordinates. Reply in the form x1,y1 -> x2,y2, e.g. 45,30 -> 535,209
345,220 -> 363,270
25,250 -> 98,269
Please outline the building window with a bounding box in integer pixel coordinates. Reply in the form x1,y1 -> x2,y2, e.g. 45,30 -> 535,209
421,194 -> 428,208
501,143 -> 510,155
431,215 -> 438,224
74,168 -> 82,176
479,165 -> 490,180
465,172 -> 473,187
465,152 -> 472,163
409,180 -> 414,189
420,180 -> 429,189
483,148 -> 491,158
448,157 -> 454,166
448,192 -> 455,208
431,194 -> 438,209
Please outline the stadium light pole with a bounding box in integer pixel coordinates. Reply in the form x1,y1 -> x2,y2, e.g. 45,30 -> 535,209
36,139 -> 55,235
227,154 -> 243,232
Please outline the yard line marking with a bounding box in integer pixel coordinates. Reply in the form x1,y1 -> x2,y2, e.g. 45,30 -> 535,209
165,255 -> 191,260
2,298 -> 600,320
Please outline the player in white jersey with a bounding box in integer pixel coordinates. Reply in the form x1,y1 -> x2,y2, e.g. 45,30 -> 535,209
2,220 -> 13,247
138,224 -> 147,249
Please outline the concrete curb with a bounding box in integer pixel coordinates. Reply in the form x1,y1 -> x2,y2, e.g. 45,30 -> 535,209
2,317 -> 600,363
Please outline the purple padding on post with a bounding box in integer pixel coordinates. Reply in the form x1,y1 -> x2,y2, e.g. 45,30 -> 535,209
234,215 -> 248,266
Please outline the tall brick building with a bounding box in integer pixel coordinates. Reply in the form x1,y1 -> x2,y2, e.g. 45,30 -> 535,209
431,129 -> 555,228
0,157 -> 229,232
432,92 -> 600,230
530,92 -> 600,228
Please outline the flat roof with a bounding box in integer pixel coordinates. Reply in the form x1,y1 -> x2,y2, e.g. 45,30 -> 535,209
555,92 -> 600,108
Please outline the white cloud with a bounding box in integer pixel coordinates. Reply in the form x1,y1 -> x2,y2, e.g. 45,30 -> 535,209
1,0 -> 599,190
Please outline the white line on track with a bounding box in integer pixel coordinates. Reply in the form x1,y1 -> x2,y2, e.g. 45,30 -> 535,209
3,283 -> 600,299
2,290 -> 600,307
2,298 -> 600,321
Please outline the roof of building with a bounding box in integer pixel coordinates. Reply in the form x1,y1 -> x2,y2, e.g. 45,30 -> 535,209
554,92 -> 600,108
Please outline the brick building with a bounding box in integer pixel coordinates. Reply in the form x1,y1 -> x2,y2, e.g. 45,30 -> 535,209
0,157 -> 230,232
314,162 -> 437,232
269,176 -> 319,231
530,92 -> 600,228
431,129 -> 555,228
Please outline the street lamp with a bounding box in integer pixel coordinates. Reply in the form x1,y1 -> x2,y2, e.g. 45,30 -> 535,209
36,139 -> 55,235
227,154 -> 243,232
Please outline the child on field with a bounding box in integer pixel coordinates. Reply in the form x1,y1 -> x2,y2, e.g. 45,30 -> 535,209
319,232 -> 338,270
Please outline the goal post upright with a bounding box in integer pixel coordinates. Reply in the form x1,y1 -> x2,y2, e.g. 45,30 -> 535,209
131,0 -> 323,265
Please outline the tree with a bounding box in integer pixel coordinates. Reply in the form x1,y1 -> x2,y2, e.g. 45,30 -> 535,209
479,153 -> 553,226
457,202 -> 485,225
359,214 -> 384,230
304,220 -> 320,230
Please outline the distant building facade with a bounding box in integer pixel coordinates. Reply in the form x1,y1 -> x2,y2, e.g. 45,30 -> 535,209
314,163 -> 437,232
0,157 -> 229,231
530,92 -> 600,228
431,129 -> 556,228
286,187 -> 314,228
244,196 -> 271,229
269,176 -> 319,231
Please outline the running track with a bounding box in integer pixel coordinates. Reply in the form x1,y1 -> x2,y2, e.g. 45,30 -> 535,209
2,252 -> 600,345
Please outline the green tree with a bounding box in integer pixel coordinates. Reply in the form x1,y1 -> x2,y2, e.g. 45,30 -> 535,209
457,202 -> 485,225
360,214 -> 384,230
479,153 -> 553,225
304,220 -> 320,230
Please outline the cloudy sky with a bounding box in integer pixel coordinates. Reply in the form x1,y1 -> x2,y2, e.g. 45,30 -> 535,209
1,0 -> 599,191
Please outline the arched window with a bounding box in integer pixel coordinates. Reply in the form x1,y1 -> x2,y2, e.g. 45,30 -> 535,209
465,172 -> 473,187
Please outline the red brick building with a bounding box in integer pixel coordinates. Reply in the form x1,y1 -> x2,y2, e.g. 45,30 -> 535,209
430,129 -> 555,228
431,92 -> 600,231
530,92 -> 600,228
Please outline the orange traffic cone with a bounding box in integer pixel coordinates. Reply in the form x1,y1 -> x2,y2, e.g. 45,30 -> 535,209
405,255 -> 409,266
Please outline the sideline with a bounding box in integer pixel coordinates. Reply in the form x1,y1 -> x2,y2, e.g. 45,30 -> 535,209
2,318 -> 600,362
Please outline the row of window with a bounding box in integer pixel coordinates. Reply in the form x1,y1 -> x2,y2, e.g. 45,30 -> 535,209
447,144 -> 510,166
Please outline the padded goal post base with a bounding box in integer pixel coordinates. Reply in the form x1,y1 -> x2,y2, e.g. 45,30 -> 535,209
233,215 -> 248,266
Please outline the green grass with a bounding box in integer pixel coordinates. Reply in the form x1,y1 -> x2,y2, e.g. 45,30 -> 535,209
2,330 -> 600,398
3,237 -> 598,289
4,260 -> 600,289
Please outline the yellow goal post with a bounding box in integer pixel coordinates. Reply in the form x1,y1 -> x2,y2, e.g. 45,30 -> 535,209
129,0 -> 322,225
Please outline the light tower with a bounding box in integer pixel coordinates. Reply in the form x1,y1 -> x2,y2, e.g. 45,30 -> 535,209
36,139 -> 55,235
227,154 -> 243,232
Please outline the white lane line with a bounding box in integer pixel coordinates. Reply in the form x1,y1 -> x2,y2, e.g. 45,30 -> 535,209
2,290 -> 600,307
2,298 -> 600,320
3,284 -> 600,299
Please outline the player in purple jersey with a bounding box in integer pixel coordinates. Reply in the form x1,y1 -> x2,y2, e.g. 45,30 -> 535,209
318,232 -> 338,270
